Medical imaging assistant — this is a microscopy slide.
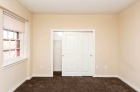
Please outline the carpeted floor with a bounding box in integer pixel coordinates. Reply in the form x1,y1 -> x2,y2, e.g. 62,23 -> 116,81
14,72 -> 137,92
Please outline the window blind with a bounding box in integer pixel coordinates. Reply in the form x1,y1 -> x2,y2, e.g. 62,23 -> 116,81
3,12 -> 25,33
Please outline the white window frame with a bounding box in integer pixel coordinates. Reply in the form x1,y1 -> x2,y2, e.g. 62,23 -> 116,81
2,12 -> 28,69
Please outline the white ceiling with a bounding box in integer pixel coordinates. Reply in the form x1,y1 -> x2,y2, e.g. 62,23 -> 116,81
17,0 -> 139,14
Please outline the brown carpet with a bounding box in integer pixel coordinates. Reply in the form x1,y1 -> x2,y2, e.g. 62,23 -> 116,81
14,72 -> 137,92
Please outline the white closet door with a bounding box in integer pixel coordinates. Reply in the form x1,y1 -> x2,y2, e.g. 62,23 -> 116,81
82,33 -> 93,76
62,32 -> 82,76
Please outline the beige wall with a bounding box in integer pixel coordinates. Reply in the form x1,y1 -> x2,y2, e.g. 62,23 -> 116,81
33,14 -> 119,75
0,0 -> 32,92
119,1 -> 140,89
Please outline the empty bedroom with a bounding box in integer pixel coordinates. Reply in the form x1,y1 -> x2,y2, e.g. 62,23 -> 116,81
0,0 -> 140,92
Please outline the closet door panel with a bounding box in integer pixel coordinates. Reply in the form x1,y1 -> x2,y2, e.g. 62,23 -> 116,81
82,33 -> 93,76
82,59 -> 89,72
62,32 -> 93,76
62,32 -> 82,76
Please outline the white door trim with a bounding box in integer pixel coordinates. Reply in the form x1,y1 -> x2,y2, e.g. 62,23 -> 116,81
51,29 -> 95,77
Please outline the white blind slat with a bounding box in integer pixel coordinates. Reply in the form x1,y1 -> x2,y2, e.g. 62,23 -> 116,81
3,13 -> 25,33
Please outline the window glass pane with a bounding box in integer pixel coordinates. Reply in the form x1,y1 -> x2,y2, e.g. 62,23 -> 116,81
3,51 -> 10,61
14,32 -> 19,39
9,31 -> 14,39
17,32 -> 19,39
10,50 -> 15,58
3,30 -> 8,39
3,40 -> 10,50
16,40 -> 20,48
18,33 -> 22,39
16,49 -> 20,56
10,40 -> 16,49
14,32 -> 17,39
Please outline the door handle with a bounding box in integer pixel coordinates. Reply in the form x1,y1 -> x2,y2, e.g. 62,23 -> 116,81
62,55 -> 64,57
90,55 -> 92,56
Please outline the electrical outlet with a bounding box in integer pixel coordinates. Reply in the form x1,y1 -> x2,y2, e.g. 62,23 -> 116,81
40,65 -> 43,68
105,66 -> 107,69
96,66 -> 98,68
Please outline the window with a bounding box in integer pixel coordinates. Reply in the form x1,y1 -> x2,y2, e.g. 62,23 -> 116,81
2,11 -> 26,67
3,30 -> 21,61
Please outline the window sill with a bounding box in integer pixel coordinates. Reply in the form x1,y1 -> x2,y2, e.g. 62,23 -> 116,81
2,57 -> 28,70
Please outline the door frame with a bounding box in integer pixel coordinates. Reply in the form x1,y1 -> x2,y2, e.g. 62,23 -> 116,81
51,29 -> 95,77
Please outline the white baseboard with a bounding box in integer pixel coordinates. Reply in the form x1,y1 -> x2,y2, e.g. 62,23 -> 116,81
32,74 -> 53,77
94,75 -> 118,77
118,76 -> 140,92
53,69 -> 62,71
27,76 -> 32,80
9,78 -> 27,92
